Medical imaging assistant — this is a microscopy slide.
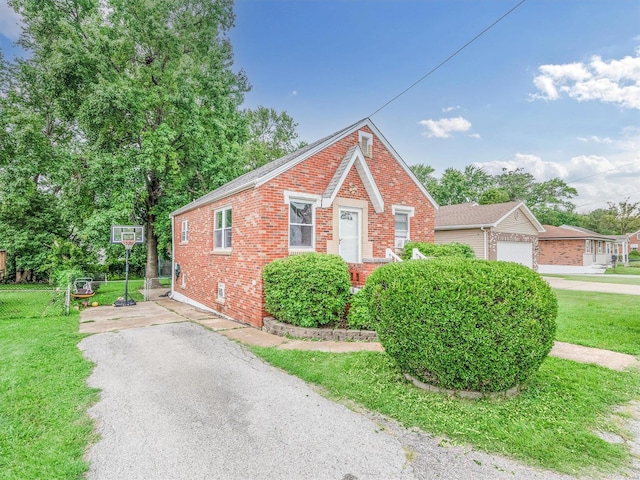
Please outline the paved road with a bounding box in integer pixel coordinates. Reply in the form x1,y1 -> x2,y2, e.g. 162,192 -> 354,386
79,322 -> 577,480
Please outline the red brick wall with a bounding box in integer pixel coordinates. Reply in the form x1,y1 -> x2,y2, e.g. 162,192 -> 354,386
538,239 -> 584,266
173,126 -> 435,327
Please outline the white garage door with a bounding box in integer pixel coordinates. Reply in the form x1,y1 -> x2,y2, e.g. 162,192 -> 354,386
497,241 -> 533,268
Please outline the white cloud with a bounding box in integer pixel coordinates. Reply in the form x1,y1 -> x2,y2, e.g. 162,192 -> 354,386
442,105 -> 460,113
531,49 -> 640,109
291,90 -> 298,96
468,133 -> 482,140
473,128 -> 640,212
419,116 -> 472,138
475,154 -> 568,180
577,136 -> 613,144
0,3 -> 22,41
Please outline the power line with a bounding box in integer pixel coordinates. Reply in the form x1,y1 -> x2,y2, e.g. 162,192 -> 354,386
565,161 -> 637,185
369,0 -> 527,117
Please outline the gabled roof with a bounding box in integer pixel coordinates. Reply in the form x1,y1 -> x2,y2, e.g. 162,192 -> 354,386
539,225 -> 617,241
435,201 -> 544,232
171,118 -> 437,216
321,145 -> 384,212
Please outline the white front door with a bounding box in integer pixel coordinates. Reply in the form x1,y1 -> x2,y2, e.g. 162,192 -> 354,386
339,208 -> 360,263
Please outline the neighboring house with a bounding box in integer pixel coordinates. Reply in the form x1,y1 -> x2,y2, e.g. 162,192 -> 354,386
434,201 -> 544,269
612,235 -> 630,265
170,118 -> 438,327
538,225 -> 617,274
628,229 -> 640,252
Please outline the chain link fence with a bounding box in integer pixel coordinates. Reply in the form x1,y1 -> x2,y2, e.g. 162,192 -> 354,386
0,284 -> 71,319
143,277 -> 172,301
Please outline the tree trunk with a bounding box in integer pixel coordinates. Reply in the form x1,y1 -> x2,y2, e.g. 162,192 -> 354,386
145,219 -> 162,288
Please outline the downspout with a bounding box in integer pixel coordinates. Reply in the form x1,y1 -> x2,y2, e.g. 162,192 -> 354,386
480,227 -> 488,260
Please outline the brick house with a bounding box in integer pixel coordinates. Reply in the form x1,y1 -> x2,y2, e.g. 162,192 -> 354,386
170,118 -> 438,327
538,225 -> 617,274
434,201 -> 544,269
628,229 -> 640,252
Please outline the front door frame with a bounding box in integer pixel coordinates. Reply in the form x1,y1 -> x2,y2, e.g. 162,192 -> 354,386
339,207 -> 361,263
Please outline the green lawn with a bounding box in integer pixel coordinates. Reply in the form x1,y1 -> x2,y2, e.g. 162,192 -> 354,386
555,290 -> 640,356
81,279 -> 145,306
606,265 -> 640,275
251,289 -> 640,476
544,274 -> 640,285
0,293 -> 97,479
251,348 -> 639,476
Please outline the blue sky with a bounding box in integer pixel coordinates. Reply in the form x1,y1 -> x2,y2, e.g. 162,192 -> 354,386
2,0 -> 639,213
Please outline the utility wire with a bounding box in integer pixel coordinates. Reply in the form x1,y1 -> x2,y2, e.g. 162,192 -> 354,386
564,161 -> 637,185
369,0 -> 527,117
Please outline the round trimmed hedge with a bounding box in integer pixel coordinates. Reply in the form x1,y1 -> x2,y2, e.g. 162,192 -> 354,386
369,258 -> 557,393
262,252 -> 351,328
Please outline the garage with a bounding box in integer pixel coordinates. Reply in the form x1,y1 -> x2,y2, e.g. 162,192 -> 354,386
497,241 -> 533,268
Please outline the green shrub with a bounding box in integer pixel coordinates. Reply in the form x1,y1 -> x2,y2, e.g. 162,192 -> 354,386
347,288 -> 374,330
629,249 -> 640,259
263,253 -> 351,328
370,258 -> 557,392
401,241 -> 475,261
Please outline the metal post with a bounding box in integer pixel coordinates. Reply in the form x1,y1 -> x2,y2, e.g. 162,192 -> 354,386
114,243 -> 136,307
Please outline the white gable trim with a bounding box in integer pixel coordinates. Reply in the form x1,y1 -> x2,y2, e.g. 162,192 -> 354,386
365,121 -> 439,210
321,145 -> 384,213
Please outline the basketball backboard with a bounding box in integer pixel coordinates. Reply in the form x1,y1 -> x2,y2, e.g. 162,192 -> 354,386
111,225 -> 145,244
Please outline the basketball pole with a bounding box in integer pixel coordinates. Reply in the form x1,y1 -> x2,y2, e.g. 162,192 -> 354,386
114,241 -> 136,307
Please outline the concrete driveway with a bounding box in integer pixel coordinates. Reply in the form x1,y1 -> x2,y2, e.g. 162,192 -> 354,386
79,322 -> 577,480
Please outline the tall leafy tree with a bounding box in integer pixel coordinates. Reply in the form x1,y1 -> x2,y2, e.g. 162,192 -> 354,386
9,0 -> 251,279
242,106 -> 303,169
607,198 -> 640,235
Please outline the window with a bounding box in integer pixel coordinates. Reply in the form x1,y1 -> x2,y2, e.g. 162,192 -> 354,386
585,240 -> 592,253
597,241 -> 604,254
214,207 -> 232,249
181,219 -> 189,243
395,213 -> 409,248
358,131 -> 372,157
217,282 -> 226,301
289,201 -> 314,248
392,205 -> 414,249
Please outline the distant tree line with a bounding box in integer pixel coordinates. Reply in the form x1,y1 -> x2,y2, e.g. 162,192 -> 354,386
410,163 -> 640,234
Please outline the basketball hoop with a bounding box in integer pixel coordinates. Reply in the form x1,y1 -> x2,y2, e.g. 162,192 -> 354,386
121,239 -> 136,251
110,225 -> 145,307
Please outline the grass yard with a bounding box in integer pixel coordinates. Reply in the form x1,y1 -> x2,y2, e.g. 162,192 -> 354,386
606,265 -> 640,275
0,292 -> 97,479
251,348 -> 640,476
83,279 -> 144,307
251,289 -> 640,476
555,290 -> 640,356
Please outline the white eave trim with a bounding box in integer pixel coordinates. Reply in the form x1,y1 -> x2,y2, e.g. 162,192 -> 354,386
321,145 -> 384,213
170,183 -> 254,217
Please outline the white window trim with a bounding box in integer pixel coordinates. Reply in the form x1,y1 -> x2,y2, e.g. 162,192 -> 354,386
358,131 -> 373,157
392,205 -> 415,249
285,191 -> 320,251
181,219 -> 189,244
213,206 -> 232,251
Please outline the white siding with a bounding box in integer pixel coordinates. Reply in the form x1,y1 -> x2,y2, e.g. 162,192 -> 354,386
496,208 -> 539,235
435,229 -> 485,259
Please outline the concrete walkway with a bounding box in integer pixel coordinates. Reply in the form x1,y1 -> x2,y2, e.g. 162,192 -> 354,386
80,296 -> 639,372
543,277 -> 640,295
